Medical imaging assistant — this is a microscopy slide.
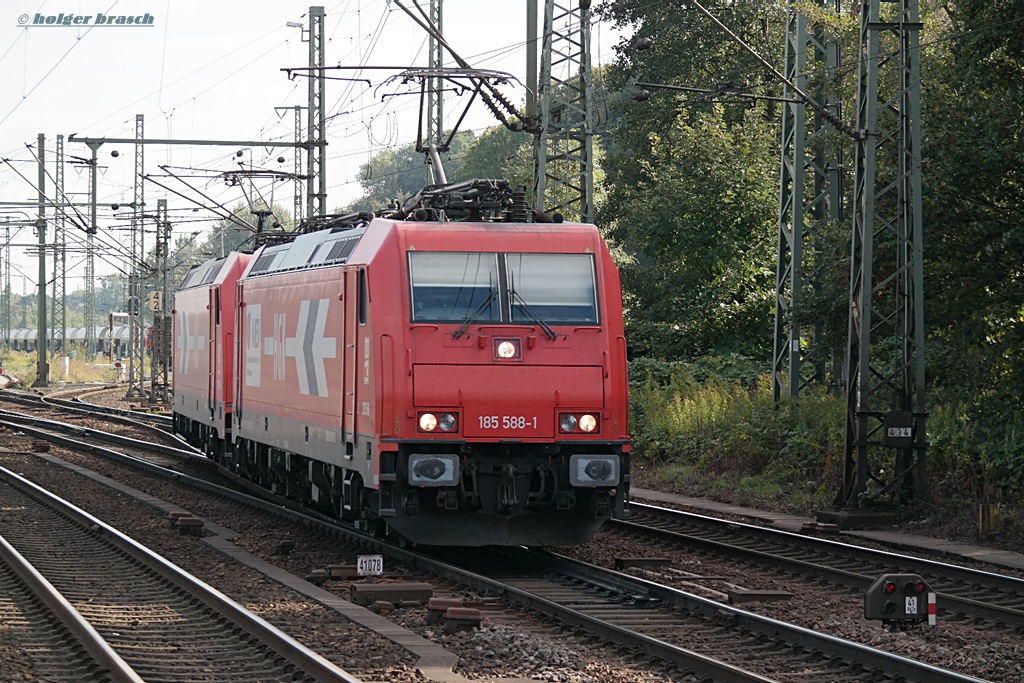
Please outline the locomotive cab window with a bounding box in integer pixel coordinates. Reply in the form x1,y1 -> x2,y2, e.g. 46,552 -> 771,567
507,253 -> 598,324
409,252 -> 499,323
408,251 -> 598,325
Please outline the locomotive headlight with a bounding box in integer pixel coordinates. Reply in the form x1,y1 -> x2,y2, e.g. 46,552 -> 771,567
493,337 -> 521,360
408,453 -> 460,486
569,454 -> 620,487
437,413 -> 457,432
418,412 -> 459,433
559,412 -> 601,434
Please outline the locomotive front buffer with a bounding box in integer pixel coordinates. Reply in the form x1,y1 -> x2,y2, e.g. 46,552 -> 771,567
864,573 -> 936,627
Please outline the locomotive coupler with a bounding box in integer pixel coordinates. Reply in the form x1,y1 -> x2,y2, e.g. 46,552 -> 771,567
436,489 -> 458,510
497,463 -> 519,512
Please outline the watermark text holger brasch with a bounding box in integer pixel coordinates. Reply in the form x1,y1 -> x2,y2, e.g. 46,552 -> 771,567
18,13 -> 155,26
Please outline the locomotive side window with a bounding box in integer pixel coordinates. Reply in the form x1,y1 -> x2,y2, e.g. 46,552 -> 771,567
506,253 -> 598,324
358,269 -> 368,325
325,237 -> 359,263
249,251 -> 281,275
409,252 -> 499,323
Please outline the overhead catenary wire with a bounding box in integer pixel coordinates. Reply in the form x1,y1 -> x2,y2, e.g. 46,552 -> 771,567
0,0 -> 120,127
5,0 -> 860,281
0,151 -> 141,270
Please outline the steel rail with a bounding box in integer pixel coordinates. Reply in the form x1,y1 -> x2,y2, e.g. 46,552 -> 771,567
2,406 -> 994,683
0,466 -> 362,683
617,502 -> 1024,630
0,534 -> 145,683
534,549 -> 991,683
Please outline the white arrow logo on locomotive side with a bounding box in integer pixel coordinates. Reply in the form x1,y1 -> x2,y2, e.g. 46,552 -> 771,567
175,311 -> 206,373
263,313 -> 287,381
284,298 -> 337,397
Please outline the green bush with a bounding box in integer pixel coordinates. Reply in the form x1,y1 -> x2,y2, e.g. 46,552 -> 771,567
628,358 -> 844,513
628,353 -> 1023,531
1,350 -> 120,386
928,402 -> 1024,498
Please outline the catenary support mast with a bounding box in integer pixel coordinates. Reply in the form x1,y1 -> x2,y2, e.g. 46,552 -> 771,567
149,198 -> 170,405
85,142 -> 99,354
773,0 -> 843,400
125,114 -> 146,398
306,6 -> 326,218
52,135 -> 67,355
33,134 -> 48,387
427,0 -> 444,148
534,0 -> 595,222
836,0 -> 926,512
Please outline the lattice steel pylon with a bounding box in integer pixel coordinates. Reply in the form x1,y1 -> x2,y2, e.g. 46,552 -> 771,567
51,135 -> 67,355
838,0 -> 926,510
773,1 -> 843,400
126,114 -> 146,398
426,0 -> 444,147
85,142 -> 100,354
149,199 -> 170,405
293,105 -> 303,225
306,6 -> 326,218
33,133 -> 48,387
1,223 -> 9,352
533,0 -> 594,222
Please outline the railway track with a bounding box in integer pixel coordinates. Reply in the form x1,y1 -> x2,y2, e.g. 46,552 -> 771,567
47,384 -> 174,428
0,406 -> 331,530
0,389 -> 177,442
0,467 -> 359,683
607,502 -> 1024,631
412,545 -> 991,683
2,395 -> 1014,682
0,405 -> 223,478
24,392 -> 1024,634
0,538 -> 126,683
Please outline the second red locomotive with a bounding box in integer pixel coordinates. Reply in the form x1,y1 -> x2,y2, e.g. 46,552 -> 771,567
174,181 -> 629,546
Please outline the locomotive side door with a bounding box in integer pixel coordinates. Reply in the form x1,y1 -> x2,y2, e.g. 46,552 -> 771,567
208,287 -> 219,420
342,267 -> 359,449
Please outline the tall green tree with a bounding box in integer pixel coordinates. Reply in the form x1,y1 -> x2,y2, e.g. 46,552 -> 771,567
608,105 -> 778,358
920,0 -> 1024,433
343,132 -> 477,212
598,0 -> 788,358
450,125 -> 532,190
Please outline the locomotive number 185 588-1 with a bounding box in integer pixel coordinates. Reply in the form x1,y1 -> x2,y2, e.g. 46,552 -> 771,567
479,415 -> 538,429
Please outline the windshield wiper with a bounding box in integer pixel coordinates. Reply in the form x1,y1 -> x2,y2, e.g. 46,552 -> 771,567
511,289 -> 558,340
452,288 -> 496,339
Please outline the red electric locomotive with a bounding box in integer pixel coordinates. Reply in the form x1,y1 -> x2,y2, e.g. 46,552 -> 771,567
172,252 -> 251,460
178,181 -> 629,546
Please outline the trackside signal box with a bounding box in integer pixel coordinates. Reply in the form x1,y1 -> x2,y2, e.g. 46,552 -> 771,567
864,573 -> 936,626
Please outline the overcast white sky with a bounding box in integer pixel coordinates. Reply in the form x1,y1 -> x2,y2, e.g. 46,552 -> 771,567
0,0 -> 625,294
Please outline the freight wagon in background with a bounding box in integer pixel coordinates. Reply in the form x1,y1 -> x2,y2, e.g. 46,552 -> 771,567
173,180 -> 630,547
3,324 -> 142,358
